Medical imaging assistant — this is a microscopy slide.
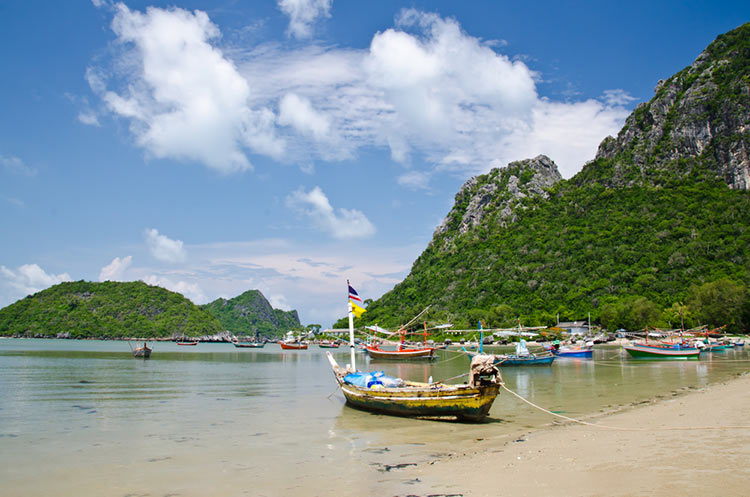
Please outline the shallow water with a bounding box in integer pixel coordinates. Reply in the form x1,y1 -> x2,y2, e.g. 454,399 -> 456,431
1,338 -> 749,496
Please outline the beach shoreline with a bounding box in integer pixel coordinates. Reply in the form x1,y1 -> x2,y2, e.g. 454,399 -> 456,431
404,371 -> 750,496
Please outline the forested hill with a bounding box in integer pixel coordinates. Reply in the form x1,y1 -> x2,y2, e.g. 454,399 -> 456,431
344,23 -> 750,333
201,290 -> 301,338
0,280 -> 224,338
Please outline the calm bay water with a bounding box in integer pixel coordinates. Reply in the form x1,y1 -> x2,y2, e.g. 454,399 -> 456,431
1,338 -> 749,496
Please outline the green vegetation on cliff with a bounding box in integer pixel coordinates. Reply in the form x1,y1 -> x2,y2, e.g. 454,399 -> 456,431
201,290 -> 301,338
0,280 -> 224,338
337,24 -> 750,333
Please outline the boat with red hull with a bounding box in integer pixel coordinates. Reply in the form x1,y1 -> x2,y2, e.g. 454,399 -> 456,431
280,341 -> 308,350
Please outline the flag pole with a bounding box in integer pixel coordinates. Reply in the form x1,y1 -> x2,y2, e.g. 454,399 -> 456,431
347,284 -> 356,371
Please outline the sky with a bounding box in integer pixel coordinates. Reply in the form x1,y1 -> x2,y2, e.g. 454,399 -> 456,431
1,0 -> 748,327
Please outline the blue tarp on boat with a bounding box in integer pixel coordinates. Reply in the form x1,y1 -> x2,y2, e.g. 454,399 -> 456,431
343,371 -> 406,388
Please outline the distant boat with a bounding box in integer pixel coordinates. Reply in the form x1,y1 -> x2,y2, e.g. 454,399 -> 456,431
326,351 -> 501,421
233,341 -> 265,348
132,341 -> 152,358
550,343 -> 593,358
318,341 -> 340,349
176,340 -> 198,346
280,341 -> 308,350
468,339 -> 555,366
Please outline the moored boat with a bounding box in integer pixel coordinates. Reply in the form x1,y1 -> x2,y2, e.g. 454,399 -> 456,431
553,344 -> 593,358
469,339 -> 555,366
280,341 -> 308,350
132,341 -> 152,358
318,341 -> 340,349
365,345 -> 436,360
233,341 -> 265,348
176,340 -> 198,346
623,341 -> 701,359
326,352 -> 501,421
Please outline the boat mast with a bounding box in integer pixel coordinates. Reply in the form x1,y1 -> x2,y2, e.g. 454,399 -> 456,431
348,299 -> 356,371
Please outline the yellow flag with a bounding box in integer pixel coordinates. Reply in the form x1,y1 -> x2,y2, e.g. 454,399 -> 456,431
350,299 -> 366,317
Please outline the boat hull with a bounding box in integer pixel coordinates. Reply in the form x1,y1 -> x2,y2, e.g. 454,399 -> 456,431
497,354 -> 555,366
280,342 -> 308,350
338,382 -> 499,421
623,343 -> 700,359
555,348 -> 593,358
133,347 -> 151,358
176,341 -> 198,346
365,347 -> 435,360
233,342 -> 265,348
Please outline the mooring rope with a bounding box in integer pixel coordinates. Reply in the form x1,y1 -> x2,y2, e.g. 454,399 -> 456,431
499,382 -> 750,431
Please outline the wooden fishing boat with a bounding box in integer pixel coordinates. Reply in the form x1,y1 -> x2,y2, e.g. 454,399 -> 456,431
132,343 -> 152,358
318,341 -> 340,349
280,341 -> 308,350
623,342 -> 701,359
495,353 -> 556,366
233,341 -> 265,348
365,345 -> 436,360
326,352 -> 501,421
176,340 -> 198,346
469,339 -> 554,366
552,344 -> 593,358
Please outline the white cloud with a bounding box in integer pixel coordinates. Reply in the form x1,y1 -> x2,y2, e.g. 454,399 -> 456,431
286,186 -> 376,240
90,6 -> 628,179
269,293 -> 292,311
397,171 -> 431,191
144,228 -> 187,263
99,256 -> 132,281
142,274 -> 206,303
0,264 -> 72,307
1,154 -> 37,176
89,3 -> 285,173
277,0 -> 331,40
77,111 -> 100,126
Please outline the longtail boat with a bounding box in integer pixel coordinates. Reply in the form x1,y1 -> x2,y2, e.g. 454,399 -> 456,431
132,341 -> 152,358
467,339 -> 555,366
176,340 -> 198,346
280,341 -> 308,350
623,342 -> 701,359
363,315 -> 438,360
365,345 -> 435,360
318,341 -> 340,349
327,352 -> 501,421
233,341 -> 265,348
552,344 -> 593,358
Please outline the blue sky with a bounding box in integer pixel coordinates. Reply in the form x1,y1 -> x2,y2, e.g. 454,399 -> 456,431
1,0 -> 748,327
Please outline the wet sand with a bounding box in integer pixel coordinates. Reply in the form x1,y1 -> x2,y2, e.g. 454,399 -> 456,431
411,372 -> 750,496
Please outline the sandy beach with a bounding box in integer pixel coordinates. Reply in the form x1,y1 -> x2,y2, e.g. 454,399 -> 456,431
409,371 -> 750,497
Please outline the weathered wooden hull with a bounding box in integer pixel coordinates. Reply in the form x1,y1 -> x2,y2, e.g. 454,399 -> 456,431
338,381 -> 499,421
497,354 -> 555,366
554,348 -> 593,358
280,342 -> 308,350
233,342 -> 265,348
623,343 -> 700,359
133,347 -> 151,358
365,347 -> 435,360
176,341 -> 198,346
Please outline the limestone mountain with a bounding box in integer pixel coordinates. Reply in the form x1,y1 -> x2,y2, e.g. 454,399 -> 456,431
579,23 -> 750,190
0,280 -> 224,338
202,290 -> 301,338
344,23 -> 750,333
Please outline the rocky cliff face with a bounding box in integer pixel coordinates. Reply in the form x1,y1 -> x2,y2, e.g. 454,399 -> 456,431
432,155 -> 562,247
592,23 -> 750,190
202,289 -> 300,336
